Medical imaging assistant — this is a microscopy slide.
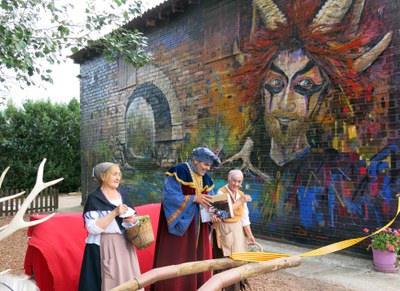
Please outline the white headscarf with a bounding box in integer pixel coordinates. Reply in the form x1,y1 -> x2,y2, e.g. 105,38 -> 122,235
228,169 -> 243,181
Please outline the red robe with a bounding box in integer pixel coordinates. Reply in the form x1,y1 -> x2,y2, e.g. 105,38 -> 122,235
151,162 -> 214,291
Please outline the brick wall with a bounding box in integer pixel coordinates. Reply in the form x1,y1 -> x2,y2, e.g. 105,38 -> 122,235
77,0 -> 400,252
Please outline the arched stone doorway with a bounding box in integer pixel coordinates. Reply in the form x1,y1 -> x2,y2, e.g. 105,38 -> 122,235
125,66 -> 183,166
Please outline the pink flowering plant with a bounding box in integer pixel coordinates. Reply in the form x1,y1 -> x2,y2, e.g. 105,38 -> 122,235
363,227 -> 400,253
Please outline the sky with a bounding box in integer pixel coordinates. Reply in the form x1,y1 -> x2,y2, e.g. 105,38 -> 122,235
9,0 -> 164,108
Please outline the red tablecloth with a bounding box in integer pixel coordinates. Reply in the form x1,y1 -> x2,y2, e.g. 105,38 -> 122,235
24,203 -> 161,291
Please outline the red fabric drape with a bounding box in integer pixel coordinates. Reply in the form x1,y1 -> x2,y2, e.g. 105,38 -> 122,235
24,203 -> 161,291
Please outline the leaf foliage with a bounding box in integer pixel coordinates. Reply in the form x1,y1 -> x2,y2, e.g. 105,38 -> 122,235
0,0 -> 151,98
0,99 -> 81,192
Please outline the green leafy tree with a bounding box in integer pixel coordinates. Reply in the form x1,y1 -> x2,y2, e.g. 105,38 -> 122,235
0,99 -> 80,192
0,0 -> 151,99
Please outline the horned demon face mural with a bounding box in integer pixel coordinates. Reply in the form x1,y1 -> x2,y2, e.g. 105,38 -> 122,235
261,48 -> 330,166
243,0 -> 393,167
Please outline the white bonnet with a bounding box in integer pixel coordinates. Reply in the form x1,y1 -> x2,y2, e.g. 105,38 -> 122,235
228,169 -> 243,181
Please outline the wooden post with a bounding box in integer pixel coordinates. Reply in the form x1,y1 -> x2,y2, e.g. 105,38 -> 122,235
198,256 -> 302,291
111,258 -> 247,291
112,256 -> 301,291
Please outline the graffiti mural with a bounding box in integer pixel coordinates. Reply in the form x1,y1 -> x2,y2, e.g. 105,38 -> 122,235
221,0 -> 398,245
131,0 -> 397,245
77,0 -> 399,251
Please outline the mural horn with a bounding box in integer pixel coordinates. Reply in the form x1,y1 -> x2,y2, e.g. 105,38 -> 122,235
252,0 -> 287,31
348,0 -> 366,35
311,0 -> 352,33
352,31 -> 393,72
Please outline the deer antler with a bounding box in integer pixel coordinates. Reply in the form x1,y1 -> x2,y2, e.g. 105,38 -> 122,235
0,158 -> 63,240
0,191 -> 25,205
0,166 -> 10,189
0,166 -> 26,216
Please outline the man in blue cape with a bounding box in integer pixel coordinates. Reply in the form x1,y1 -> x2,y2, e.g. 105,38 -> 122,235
152,147 -> 221,291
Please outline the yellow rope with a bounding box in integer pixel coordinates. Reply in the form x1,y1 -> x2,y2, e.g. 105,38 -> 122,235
230,194 -> 400,262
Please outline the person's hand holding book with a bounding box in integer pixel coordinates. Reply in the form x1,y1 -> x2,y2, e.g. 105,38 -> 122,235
211,214 -> 221,223
194,194 -> 212,208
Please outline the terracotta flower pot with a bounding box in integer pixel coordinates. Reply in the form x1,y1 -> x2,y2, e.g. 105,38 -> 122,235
372,248 -> 399,273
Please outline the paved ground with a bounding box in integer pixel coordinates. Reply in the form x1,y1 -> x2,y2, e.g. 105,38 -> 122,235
257,239 -> 399,291
58,193 -> 83,213
59,194 -> 400,290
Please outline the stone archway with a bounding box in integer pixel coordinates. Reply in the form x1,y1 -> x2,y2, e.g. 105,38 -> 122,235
125,65 -> 183,165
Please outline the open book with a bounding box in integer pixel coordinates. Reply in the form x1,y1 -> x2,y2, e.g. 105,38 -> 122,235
209,192 -> 234,220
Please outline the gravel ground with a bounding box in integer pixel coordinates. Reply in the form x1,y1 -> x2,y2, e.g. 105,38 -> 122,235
0,216 -> 29,275
0,216 -> 353,290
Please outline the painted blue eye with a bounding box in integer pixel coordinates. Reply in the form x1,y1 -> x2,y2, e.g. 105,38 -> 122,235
294,78 -> 323,96
270,79 -> 284,89
298,78 -> 314,90
264,78 -> 284,93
